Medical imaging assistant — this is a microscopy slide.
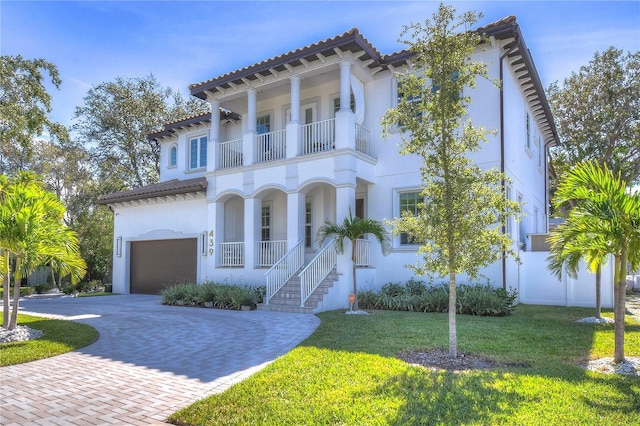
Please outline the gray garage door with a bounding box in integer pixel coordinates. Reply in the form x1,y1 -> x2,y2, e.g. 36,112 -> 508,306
130,238 -> 197,294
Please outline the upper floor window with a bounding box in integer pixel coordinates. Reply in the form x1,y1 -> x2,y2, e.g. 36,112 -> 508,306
169,144 -> 177,168
189,136 -> 207,170
257,114 -> 271,134
525,112 -> 531,150
399,190 -> 421,245
332,94 -> 355,116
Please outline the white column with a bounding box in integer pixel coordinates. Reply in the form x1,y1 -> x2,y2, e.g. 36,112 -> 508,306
208,99 -> 220,172
290,75 -> 300,123
244,89 -> 257,165
339,61 -> 352,111
335,61 -> 355,150
286,192 -> 304,251
205,200 -> 219,278
247,89 -> 257,133
243,197 -> 259,269
286,76 -> 301,159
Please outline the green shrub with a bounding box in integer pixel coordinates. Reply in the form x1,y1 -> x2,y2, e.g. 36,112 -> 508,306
381,282 -> 405,297
62,284 -> 76,295
252,285 -> 266,304
357,290 -> 378,309
33,283 -> 53,294
161,282 -> 261,310
21,286 -> 36,296
361,281 -> 517,316
404,278 -> 427,296
75,281 -> 91,293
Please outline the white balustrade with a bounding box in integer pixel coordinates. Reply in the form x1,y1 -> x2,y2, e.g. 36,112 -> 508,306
302,119 -> 335,155
257,240 -> 287,267
219,139 -> 243,169
355,124 -> 371,156
219,242 -> 244,267
256,130 -> 286,163
355,238 -> 370,266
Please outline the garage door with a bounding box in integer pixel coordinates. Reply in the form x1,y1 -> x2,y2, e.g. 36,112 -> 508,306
130,238 -> 197,294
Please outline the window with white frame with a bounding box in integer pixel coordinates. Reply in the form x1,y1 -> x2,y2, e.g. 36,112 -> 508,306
261,204 -> 271,241
538,136 -> 543,170
257,114 -> 271,134
517,192 -> 525,244
189,135 -> 207,169
505,185 -> 512,237
169,144 -> 177,168
525,112 -> 531,150
398,190 -> 421,245
305,199 -> 313,248
332,94 -> 355,116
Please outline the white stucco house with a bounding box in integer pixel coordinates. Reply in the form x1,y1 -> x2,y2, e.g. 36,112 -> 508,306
99,17 -> 566,312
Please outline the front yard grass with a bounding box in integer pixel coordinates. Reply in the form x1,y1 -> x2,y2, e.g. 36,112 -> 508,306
0,314 -> 99,366
169,305 -> 640,425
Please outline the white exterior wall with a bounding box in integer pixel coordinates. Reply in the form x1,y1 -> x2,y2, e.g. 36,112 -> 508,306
111,196 -> 207,293
519,252 -> 614,308
109,39 -> 569,310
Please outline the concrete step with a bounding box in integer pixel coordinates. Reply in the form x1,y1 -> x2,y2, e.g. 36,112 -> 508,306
256,303 -> 315,314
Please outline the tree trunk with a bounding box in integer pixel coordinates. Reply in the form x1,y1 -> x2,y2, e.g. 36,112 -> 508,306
613,251 -> 627,363
351,240 -> 358,311
449,270 -> 457,358
595,265 -> 602,319
2,250 -> 9,328
9,258 -> 22,330
51,266 -> 58,289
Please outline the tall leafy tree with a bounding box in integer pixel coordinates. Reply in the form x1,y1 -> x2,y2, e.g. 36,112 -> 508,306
317,210 -> 390,311
74,74 -> 209,189
0,55 -> 68,172
1,172 -> 86,330
548,161 -> 640,363
381,4 -> 519,358
548,48 -> 640,194
547,47 -> 639,319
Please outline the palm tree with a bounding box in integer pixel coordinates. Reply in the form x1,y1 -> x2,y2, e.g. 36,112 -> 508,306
317,209 -> 390,311
1,172 -> 86,330
548,161 -> 640,363
548,224 -> 609,319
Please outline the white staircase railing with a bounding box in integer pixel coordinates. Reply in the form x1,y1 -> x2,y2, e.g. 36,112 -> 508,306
265,239 -> 304,305
299,238 -> 337,307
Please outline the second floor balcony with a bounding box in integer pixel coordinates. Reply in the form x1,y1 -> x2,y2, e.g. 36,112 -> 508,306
216,117 -> 373,171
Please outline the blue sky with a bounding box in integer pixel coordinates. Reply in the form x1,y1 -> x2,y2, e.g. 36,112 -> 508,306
2,1 -> 639,129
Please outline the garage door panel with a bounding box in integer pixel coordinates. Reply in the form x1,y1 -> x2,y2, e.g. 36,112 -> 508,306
130,238 -> 197,294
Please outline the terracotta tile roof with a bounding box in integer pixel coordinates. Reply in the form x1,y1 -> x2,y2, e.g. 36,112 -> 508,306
189,28 -> 386,99
97,177 -> 207,205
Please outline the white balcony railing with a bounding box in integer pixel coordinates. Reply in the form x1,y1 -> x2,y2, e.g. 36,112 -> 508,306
299,238 -> 337,306
302,119 -> 335,155
219,139 -> 243,169
355,238 -> 370,266
257,240 -> 287,267
256,130 -> 286,163
219,242 -> 244,267
355,124 -> 371,156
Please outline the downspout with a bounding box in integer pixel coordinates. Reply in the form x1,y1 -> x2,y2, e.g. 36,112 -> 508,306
499,40 -> 519,290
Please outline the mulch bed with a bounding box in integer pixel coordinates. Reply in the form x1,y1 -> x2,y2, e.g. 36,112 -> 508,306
397,349 -> 528,372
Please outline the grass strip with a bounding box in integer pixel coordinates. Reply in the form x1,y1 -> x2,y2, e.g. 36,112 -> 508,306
0,313 -> 99,366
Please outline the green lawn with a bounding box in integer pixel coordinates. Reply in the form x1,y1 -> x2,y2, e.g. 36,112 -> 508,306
0,314 -> 99,366
169,305 -> 640,425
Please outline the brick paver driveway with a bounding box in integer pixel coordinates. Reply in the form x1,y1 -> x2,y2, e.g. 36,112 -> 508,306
0,295 -> 320,425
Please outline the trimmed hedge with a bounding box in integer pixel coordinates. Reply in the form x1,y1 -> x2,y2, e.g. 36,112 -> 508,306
161,282 -> 265,310
359,280 -> 517,316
